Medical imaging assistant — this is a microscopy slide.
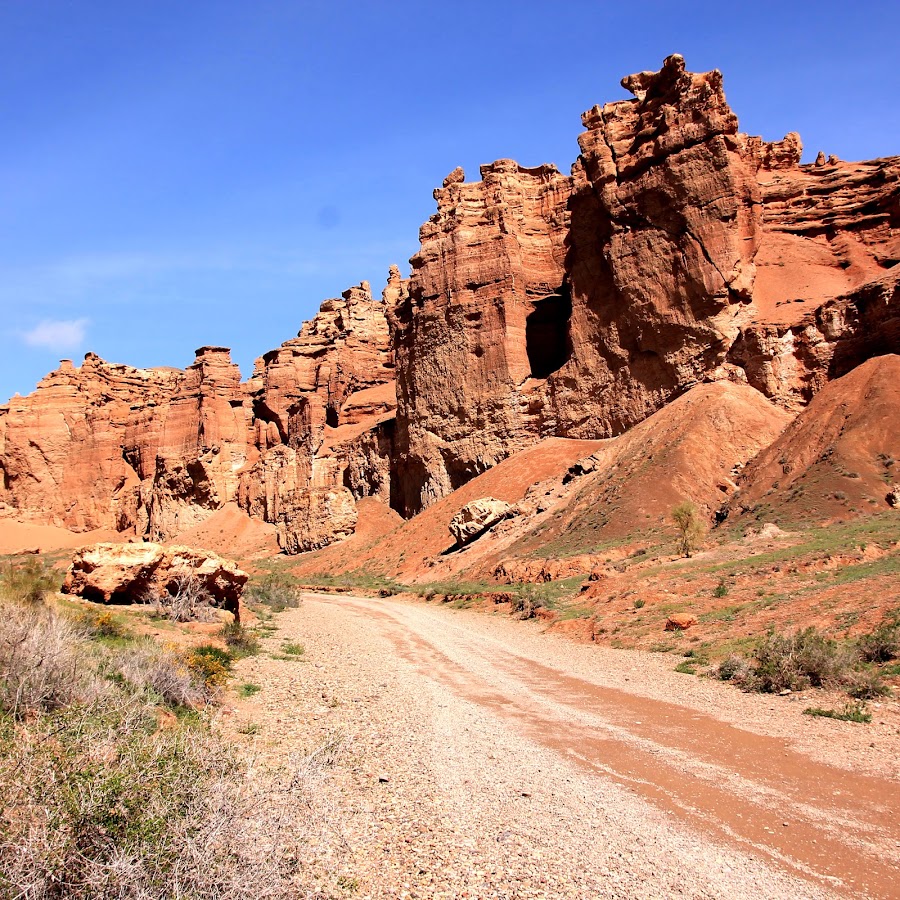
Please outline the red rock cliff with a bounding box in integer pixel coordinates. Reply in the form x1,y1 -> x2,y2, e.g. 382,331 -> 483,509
0,282 -> 396,553
387,54 -> 900,515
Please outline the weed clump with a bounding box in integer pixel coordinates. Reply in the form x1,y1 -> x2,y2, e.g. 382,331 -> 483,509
729,627 -> 851,693
187,644 -> 234,689
510,584 -> 547,619
0,600 -> 87,718
219,620 -> 261,657
717,624 -> 893,700
247,571 -> 304,612
803,702 -> 872,723
858,623 -> 899,663
0,557 -> 60,605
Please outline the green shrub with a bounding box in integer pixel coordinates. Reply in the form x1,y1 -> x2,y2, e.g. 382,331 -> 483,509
72,606 -> 127,640
279,641 -> 305,657
187,644 -> 234,689
803,702 -> 871,723
247,571 -> 304,612
858,623 -> 899,663
713,579 -> 729,598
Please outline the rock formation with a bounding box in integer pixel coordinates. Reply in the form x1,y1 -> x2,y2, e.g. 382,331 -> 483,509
387,54 -> 900,514
448,498 -> 517,546
2,55 -> 898,550
62,542 -> 247,618
1,283 -> 395,553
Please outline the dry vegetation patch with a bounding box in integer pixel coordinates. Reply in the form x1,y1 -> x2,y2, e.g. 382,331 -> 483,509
0,555 -> 342,898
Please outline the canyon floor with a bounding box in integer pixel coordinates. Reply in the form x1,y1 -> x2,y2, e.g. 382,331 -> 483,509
224,592 -> 900,900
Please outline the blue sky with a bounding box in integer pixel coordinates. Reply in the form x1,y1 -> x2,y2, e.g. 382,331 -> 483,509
1,0 -> 898,401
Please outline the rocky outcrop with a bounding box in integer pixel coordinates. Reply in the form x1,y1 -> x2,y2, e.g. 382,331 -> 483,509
387,163 -> 571,514
236,281 -> 396,551
386,54 -> 900,514
1,282 -> 396,553
62,542 -> 248,617
448,498 -> 517,546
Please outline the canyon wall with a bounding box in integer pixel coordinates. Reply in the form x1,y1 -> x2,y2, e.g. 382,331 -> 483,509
388,54 -> 900,515
2,54 -> 898,546
0,284 -> 395,552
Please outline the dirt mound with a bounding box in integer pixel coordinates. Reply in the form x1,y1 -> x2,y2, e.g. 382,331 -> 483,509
292,438 -> 604,580
726,354 -> 900,525
169,502 -> 279,560
498,382 -> 792,564
0,520 -> 122,556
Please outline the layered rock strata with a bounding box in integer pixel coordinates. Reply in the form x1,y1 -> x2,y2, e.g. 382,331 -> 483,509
0,283 -> 395,552
388,54 -> 900,514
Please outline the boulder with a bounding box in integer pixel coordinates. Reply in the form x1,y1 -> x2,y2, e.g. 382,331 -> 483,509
62,542 -> 248,619
449,498 -> 516,546
665,613 -> 699,631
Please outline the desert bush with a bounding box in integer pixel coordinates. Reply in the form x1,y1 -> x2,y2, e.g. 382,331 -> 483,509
0,599 -> 89,718
187,644 -> 234,689
671,501 -> 705,558
510,584 -> 547,619
116,642 -> 209,708
71,606 -> 127,640
748,627 -> 852,692
716,654 -> 752,683
144,571 -> 219,623
0,557 -> 60,606
845,667 -> 891,700
858,622 -> 899,663
246,570 -> 304,612
0,695 -> 329,899
219,620 -> 261,656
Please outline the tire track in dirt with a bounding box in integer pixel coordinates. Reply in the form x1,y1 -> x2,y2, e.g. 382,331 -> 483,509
321,594 -> 900,898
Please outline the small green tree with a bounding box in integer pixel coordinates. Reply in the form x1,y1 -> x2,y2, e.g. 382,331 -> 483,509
671,501 -> 705,558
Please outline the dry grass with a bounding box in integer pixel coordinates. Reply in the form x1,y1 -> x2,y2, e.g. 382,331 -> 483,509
0,556 -> 346,898
142,571 -> 220,623
0,696 -> 345,899
0,599 -> 94,719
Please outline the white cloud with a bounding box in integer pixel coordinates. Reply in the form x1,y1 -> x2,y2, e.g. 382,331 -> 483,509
22,318 -> 88,351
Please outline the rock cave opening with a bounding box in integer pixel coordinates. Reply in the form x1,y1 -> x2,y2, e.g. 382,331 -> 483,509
325,406 -> 339,428
525,287 -> 572,379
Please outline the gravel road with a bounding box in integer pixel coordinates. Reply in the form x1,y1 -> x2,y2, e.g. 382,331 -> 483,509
228,594 -> 900,899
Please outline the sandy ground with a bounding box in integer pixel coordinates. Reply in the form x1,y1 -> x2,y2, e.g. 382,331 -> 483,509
226,594 -> 900,899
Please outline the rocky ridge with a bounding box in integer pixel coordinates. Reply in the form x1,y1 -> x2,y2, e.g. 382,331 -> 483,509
1,55 -> 898,551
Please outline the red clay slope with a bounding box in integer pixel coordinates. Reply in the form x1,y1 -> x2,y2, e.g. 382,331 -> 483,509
726,354 -> 900,525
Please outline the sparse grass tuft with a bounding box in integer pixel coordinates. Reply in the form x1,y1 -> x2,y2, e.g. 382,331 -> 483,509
803,702 -> 871,723
246,570 -> 305,612
0,556 -> 60,605
219,620 -> 261,657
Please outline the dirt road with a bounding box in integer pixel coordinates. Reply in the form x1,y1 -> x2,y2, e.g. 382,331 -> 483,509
231,594 -> 900,899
